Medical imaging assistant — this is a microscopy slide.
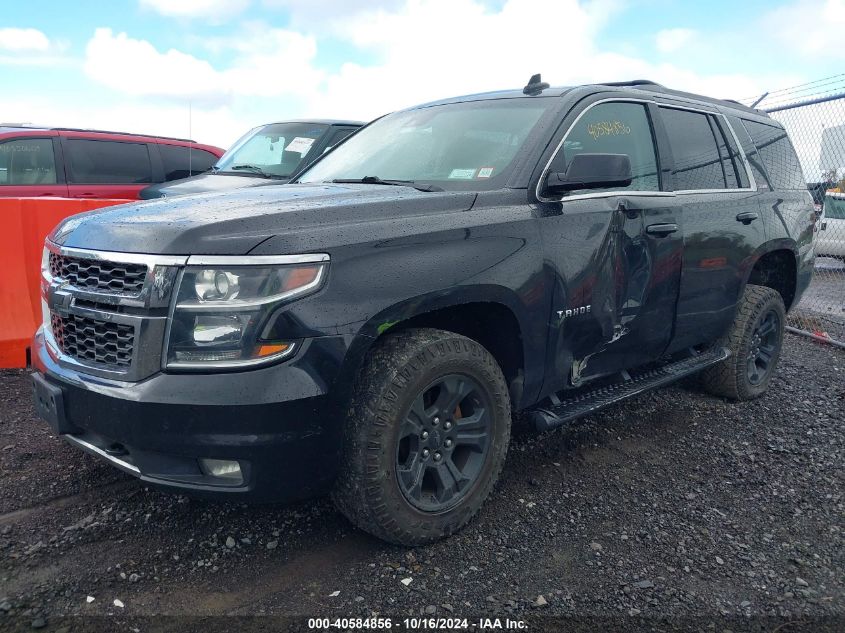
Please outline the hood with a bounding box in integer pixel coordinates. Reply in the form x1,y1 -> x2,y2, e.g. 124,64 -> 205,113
138,172 -> 287,199
51,183 -> 477,255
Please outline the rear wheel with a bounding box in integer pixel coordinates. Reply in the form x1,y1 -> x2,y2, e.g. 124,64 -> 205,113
332,328 -> 511,545
700,284 -> 785,400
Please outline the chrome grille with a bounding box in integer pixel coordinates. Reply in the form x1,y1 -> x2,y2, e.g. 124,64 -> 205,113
49,252 -> 147,295
50,313 -> 135,368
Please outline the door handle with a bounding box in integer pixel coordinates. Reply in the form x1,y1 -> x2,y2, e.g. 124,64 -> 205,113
736,211 -> 759,225
645,223 -> 678,237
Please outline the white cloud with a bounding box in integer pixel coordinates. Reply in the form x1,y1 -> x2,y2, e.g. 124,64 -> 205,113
3,95 -> 248,150
655,28 -> 696,54
85,28 -> 226,103
139,0 -> 251,19
0,27 -> 71,67
70,0 -> 802,143
304,0 -> 625,118
0,27 -> 50,52
200,22 -> 324,97
261,0 -> 407,29
764,0 -> 845,58
302,0 -> 768,120
84,27 -> 322,105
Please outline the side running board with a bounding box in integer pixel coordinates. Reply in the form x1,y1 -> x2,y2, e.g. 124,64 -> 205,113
529,348 -> 731,431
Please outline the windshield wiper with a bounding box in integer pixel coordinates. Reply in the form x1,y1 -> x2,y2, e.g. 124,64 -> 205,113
226,164 -> 281,179
331,176 -> 443,192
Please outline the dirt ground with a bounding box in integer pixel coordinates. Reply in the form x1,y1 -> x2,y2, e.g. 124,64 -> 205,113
0,334 -> 843,632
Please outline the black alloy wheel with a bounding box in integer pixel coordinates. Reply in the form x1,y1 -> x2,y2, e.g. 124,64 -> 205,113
700,283 -> 786,401
395,374 -> 492,513
332,328 -> 511,545
746,309 -> 780,386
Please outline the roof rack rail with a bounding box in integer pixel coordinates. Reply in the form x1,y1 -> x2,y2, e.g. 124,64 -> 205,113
588,80 -> 762,114
0,123 -> 198,143
721,99 -> 754,108
599,79 -> 663,88
51,127 -> 197,142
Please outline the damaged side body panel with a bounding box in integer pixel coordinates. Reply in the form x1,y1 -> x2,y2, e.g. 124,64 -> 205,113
540,191 -> 684,393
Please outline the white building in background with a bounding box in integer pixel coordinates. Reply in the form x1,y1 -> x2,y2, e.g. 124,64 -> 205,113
820,124 -> 845,176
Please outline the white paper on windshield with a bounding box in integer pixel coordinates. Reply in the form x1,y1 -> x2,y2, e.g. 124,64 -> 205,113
285,137 -> 316,154
448,168 -> 476,180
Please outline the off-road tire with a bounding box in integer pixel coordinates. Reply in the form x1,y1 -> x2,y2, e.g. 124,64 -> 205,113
332,328 -> 511,546
700,284 -> 786,400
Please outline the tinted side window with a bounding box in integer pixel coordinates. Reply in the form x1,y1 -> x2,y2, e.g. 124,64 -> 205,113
160,145 -> 218,181
66,139 -> 152,184
741,119 -> 805,190
726,115 -> 771,190
660,107 -> 726,190
556,101 -> 660,193
0,138 -> 57,185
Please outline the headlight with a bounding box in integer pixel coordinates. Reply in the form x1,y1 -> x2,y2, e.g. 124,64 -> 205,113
165,257 -> 327,369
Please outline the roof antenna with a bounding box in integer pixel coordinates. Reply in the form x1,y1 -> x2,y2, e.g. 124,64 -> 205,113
523,73 -> 549,95
750,91 -> 769,108
188,100 -> 193,175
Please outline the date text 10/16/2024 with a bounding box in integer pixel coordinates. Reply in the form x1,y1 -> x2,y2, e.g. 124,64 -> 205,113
307,617 -> 528,630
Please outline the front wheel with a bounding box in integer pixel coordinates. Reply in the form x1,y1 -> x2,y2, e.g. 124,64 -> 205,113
332,328 -> 511,545
700,284 -> 786,400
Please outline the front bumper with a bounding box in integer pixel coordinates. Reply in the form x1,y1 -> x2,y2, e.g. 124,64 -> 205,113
31,326 -> 355,502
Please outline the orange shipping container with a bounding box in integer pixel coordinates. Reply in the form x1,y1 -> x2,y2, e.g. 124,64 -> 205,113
0,198 -> 130,368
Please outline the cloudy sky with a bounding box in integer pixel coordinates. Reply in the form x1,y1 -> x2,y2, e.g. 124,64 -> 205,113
1,0 -> 841,149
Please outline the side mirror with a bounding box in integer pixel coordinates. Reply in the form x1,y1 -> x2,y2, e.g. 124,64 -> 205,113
545,153 -> 633,194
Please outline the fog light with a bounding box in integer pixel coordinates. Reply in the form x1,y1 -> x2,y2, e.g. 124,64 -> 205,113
199,458 -> 243,485
192,314 -> 251,345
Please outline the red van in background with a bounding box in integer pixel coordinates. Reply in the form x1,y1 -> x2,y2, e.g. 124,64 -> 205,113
0,125 -> 224,199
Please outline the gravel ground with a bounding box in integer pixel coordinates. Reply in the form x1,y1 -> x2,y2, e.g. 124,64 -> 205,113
0,333 -> 843,632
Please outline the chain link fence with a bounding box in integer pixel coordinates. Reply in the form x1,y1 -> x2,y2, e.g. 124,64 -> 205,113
749,82 -> 845,347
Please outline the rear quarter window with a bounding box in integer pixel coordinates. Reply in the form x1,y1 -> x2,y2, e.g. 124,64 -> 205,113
726,115 -> 772,191
160,145 -> 218,180
742,119 -> 806,190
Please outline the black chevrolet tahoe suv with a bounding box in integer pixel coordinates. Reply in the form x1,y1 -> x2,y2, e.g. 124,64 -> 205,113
32,77 -> 815,545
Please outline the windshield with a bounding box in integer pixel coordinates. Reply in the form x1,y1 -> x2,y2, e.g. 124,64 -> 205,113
298,100 -> 550,189
824,194 -> 845,219
216,122 -> 330,178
